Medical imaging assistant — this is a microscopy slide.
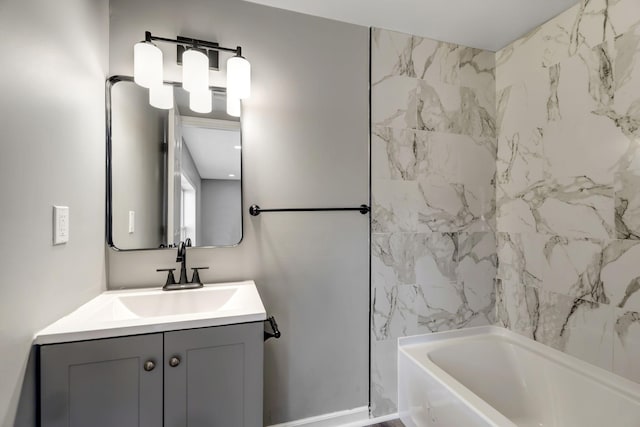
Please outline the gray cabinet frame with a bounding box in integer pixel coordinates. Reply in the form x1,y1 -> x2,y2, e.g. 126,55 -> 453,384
40,322 -> 263,427
40,333 -> 163,427
164,322 -> 263,427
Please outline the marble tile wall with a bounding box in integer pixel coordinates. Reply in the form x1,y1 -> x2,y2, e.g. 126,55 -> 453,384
370,28 -> 497,415
495,0 -> 640,382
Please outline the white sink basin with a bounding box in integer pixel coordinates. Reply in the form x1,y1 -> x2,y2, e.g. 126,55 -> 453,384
34,280 -> 266,344
118,288 -> 238,317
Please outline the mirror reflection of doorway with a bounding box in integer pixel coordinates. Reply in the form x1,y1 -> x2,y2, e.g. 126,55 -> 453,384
180,174 -> 197,245
179,117 -> 242,247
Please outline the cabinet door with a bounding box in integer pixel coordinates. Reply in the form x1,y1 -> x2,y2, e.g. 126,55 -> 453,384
40,334 -> 163,427
164,322 -> 263,427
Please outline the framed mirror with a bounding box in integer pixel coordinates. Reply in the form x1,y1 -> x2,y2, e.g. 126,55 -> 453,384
107,76 -> 243,250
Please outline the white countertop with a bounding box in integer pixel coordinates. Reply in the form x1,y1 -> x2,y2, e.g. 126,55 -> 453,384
34,280 -> 267,345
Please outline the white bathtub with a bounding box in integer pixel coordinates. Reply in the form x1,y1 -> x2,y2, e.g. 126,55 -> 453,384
398,326 -> 640,427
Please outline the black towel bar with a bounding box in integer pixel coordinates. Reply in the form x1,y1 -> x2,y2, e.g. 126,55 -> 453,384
249,204 -> 370,216
264,316 -> 281,341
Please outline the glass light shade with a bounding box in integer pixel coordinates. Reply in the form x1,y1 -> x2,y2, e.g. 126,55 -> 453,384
190,90 -> 212,114
226,95 -> 241,117
226,55 -> 251,99
134,41 -> 163,88
182,49 -> 209,93
149,84 -> 174,109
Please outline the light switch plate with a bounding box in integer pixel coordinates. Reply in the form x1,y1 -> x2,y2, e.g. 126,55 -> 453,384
53,206 -> 69,245
128,210 -> 135,234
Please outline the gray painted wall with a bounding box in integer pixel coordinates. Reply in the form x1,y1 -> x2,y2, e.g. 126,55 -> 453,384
0,0 -> 108,425
111,82 -> 166,249
200,179 -> 241,246
108,0 -> 369,423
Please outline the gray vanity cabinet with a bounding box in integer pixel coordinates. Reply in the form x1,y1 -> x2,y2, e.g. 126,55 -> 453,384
40,322 -> 263,427
40,333 -> 163,427
164,323 -> 263,427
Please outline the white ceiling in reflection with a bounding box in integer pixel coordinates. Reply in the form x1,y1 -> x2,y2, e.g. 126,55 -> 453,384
182,126 -> 241,180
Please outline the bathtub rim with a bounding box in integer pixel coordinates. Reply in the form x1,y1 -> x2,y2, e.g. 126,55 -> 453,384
398,326 -> 640,426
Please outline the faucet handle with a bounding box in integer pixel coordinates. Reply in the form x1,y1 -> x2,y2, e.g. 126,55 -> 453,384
190,267 -> 209,286
156,268 -> 177,287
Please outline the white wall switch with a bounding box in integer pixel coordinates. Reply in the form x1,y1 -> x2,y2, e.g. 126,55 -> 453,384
53,206 -> 69,245
128,210 -> 135,234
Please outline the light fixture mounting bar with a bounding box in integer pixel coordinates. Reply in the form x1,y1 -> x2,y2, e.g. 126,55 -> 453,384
145,31 -> 241,56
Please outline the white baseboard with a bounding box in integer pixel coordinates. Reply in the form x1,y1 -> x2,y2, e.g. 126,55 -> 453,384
345,412 -> 400,426
266,407 -> 399,427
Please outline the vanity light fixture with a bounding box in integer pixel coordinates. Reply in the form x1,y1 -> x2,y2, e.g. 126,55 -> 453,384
182,48 -> 209,94
190,89 -> 213,114
149,84 -> 174,109
133,38 -> 163,88
226,95 -> 241,117
226,48 -> 251,99
133,31 -> 251,115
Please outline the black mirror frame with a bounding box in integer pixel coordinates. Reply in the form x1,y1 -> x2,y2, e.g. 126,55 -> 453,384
105,75 -> 244,251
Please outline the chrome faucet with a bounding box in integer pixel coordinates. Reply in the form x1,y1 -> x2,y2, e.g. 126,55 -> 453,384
157,238 -> 209,290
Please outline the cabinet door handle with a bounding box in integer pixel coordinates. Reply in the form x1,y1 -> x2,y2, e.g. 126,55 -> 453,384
144,360 -> 156,372
169,356 -> 181,367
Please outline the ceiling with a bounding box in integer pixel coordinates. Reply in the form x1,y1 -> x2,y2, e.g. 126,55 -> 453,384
182,126 -> 241,180
243,0 -> 580,51
174,89 -> 242,182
